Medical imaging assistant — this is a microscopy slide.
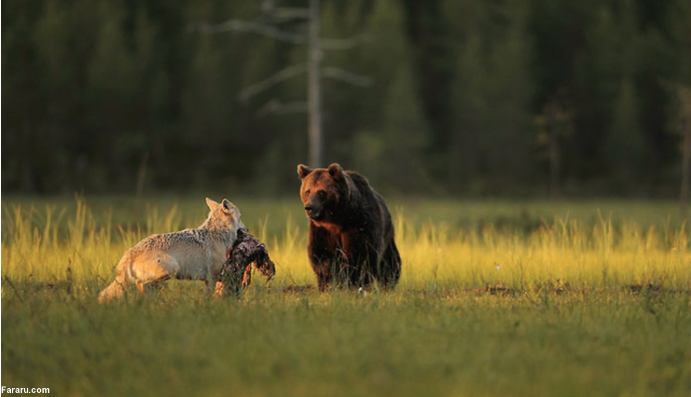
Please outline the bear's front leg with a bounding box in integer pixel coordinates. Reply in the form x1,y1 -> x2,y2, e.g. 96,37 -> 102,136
308,225 -> 339,291
307,248 -> 333,291
340,230 -> 378,288
314,262 -> 332,292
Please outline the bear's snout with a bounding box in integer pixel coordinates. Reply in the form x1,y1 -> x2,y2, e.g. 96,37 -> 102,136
304,203 -> 325,221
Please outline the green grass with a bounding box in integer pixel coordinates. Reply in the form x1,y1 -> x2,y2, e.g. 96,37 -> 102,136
2,196 -> 690,397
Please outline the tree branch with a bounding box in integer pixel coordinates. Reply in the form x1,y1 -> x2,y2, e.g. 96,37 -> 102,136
190,20 -> 367,51
322,67 -> 371,87
239,63 -> 307,101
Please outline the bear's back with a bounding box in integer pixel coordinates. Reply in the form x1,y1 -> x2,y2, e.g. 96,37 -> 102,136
345,170 -> 389,216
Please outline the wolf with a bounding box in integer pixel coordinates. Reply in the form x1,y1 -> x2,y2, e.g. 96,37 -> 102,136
98,198 -> 244,302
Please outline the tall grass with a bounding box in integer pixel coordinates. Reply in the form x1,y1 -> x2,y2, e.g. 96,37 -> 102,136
2,197 -> 689,397
1,198 -> 688,291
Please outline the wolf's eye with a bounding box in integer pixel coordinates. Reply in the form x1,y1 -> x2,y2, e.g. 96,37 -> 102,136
305,189 -> 311,195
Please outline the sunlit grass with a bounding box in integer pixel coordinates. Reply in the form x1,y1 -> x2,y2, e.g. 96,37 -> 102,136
1,197 -> 689,397
1,197 -> 688,291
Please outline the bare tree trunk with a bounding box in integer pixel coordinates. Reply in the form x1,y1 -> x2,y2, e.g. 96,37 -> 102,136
193,1 -> 366,168
307,0 -> 323,168
193,1 -> 364,169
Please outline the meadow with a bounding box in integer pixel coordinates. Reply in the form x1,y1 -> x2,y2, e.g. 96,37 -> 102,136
1,195 -> 690,397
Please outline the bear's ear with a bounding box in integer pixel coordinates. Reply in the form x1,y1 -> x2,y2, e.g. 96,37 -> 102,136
328,163 -> 343,180
297,164 -> 313,179
206,197 -> 219,211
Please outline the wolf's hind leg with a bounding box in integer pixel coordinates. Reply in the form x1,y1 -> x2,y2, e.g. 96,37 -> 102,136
130,253 -> 180,296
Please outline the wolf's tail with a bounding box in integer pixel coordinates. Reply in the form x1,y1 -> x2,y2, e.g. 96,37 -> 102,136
98,255 -> 130,303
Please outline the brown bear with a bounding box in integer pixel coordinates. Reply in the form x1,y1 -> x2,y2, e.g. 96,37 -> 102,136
297,163 -> 401,291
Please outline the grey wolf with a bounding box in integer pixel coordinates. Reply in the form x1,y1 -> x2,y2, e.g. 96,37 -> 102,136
98,198 -> 243,302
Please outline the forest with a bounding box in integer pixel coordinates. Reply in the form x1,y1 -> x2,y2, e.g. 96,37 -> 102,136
3,3 -> 691,395
2,0 -> 690,196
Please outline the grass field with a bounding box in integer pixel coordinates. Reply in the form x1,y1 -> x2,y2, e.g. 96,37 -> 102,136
2,195 -> 690,396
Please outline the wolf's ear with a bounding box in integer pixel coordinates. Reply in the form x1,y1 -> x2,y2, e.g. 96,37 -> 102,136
297,164 -> 312,179
220,199 -> 235,217
206,197 -> 219,211
328,163 -> 343,180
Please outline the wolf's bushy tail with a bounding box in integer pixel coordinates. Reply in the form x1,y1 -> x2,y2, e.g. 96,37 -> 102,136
98,255 -> 130,303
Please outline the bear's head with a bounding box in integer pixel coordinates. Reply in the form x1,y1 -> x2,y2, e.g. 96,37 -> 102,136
297,163 -> 348,224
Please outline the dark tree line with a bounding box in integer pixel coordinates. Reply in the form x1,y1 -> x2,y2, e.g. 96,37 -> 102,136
2,0 -> 689,196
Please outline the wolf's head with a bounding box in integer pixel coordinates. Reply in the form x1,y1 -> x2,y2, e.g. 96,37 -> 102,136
201,197 -> 244,233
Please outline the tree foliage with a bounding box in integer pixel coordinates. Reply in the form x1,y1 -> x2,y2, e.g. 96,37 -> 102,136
2,0 -> 689,195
